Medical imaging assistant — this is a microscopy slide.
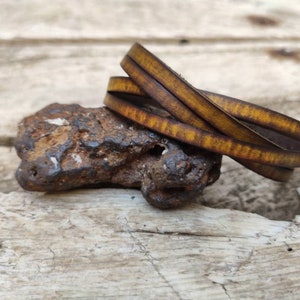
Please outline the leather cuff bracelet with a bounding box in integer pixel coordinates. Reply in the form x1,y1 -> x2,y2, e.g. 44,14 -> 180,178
104,43 -> 300,182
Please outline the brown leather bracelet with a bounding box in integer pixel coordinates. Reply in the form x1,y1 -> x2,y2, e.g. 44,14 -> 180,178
106,77 -> 294,181
104,43 -> 300,182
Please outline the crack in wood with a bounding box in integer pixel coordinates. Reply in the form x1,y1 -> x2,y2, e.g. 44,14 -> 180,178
221,284 -> 232,300
1,36 -> 300,46
123,218 -> 182,299
0,137 -> 15,147
133,229 -> 232,239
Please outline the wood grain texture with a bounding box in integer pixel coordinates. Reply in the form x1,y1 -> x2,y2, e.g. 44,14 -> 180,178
0,147 -> 21,193
1,0 -> 299,41
0,0 -> 300,298
1,189 -> 300,299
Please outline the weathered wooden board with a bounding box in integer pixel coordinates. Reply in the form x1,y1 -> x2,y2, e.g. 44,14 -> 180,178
1,0 -> 300,299
1,189 -> 300,299
1,0 -> 299,41
1,42 -> 299,140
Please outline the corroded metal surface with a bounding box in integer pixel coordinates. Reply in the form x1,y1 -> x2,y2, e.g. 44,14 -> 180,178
15,103 -> 222,208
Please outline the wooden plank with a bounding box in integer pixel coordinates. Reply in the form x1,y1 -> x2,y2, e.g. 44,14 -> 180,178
203,157 -> 300,220
0,146 -> 21,193
0,188 -> 299,299
1,42 -> 299,139
1,0 -> 300,41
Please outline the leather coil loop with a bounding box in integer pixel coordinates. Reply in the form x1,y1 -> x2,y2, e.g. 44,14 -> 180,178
104,43 -> 300,182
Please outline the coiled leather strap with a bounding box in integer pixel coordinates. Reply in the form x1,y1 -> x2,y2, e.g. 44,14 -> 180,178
104,43 -> 300,182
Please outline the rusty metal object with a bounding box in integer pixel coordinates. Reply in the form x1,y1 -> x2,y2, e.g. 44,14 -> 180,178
15,103 -> 222,208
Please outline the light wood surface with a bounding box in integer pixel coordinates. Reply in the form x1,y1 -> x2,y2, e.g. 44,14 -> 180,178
1,1 -> 300,299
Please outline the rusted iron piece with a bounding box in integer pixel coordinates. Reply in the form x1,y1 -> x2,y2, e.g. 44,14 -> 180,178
15,103 -> 222,208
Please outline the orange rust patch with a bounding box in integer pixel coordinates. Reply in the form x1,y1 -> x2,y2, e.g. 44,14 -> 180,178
28,126 -> 71,161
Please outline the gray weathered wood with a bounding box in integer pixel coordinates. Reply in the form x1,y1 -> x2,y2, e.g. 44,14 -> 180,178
1,189 -> 300,299
1,0 -> 299,41
0,146 -> 21,193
